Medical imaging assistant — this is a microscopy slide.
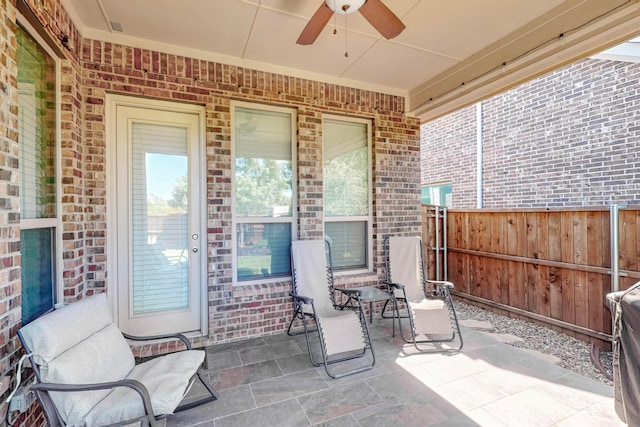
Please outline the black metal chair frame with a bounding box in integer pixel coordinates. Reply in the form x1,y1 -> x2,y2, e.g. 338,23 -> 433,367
287,240 -> 376,378
381,235 -> 463,352
17,330 -> 218,427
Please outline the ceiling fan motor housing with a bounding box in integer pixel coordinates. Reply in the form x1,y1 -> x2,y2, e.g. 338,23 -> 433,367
326,0 -> 366,14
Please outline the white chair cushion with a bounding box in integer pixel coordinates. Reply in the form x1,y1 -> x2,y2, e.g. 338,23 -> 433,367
82,350 -> 205,426
46,323 -> 136,424
410,298 -> 453,335
20,293 -> 114,365
318,311 -> 365,356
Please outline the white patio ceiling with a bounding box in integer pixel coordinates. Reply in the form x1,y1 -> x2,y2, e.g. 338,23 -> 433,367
62,0 -> 640,122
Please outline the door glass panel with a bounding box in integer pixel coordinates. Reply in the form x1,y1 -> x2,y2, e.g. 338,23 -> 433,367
131,122 -> 189,314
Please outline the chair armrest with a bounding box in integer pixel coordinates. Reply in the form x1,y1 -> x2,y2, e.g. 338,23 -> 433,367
122,332 -> 192,350
333,288 -> 364,312
30,379 -> 158,426
337,288 -> 363,298
383,280 -> 405,290
289,292 -> 313,305
424,280 -> 454,298
123,332 -> 209,369
426,280 -> 454,290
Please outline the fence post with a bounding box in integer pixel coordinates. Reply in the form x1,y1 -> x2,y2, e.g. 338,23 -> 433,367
443,207 -> 448,281
434,206 -> 440,281
610,204 -> 626,293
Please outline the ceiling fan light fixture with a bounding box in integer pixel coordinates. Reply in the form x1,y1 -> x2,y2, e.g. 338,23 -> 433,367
325,0 -> 365,15
297,0 -> 404,45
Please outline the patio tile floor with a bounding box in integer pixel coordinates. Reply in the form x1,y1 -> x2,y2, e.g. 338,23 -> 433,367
165,318 -> 623,426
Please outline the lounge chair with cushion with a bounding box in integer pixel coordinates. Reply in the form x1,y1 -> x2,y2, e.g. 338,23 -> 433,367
383,235 -> 463,352
17,293 -> 217,426
287,239 -> 375,378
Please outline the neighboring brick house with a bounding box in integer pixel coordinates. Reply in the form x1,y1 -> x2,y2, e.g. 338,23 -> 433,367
421,55 -> 640,208
0,0 -> 421,422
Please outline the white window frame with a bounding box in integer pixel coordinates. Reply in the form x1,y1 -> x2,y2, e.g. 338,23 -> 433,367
17,12 -> 63,318
322,114 -> 373,274
231,101 -> 298,284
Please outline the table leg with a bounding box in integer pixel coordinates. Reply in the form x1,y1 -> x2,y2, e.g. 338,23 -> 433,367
369,301 -> 373,324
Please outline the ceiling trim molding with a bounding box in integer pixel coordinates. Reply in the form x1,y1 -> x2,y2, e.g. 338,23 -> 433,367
411,0 -> 640,122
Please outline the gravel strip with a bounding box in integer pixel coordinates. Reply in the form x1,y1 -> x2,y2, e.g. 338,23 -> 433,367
455,301 -> 614,386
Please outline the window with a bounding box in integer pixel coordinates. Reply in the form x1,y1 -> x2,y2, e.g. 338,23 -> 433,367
232,103 -> 297,282
422,183 -> 452,207
323,116 -> 372,271
17,24 -> 59,324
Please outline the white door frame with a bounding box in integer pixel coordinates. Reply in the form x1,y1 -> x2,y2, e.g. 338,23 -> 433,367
106,94 -> 208,336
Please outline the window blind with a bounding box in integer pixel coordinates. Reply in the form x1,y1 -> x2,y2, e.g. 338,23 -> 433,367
131,122 -> 190,314
324,119 -> 369,217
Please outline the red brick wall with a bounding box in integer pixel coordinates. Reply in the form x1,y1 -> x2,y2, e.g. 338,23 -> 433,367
0,0 -> 84,423
0,0 -> 420,352
79,39 -> 421,343
422,58 -> 640,208
420,105 -> 477,206
0,0 -> 21,420
0,4 -> 421,421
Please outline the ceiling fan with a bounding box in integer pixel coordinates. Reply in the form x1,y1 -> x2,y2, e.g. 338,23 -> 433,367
297,0 -> 406,45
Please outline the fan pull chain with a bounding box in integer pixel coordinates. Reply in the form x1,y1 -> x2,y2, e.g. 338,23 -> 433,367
333,0 -> 337,35
344,11 -> 348,57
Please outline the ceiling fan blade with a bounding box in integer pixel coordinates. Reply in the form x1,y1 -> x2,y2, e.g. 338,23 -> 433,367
359,0 -> 406,39
296,2 -> 334,45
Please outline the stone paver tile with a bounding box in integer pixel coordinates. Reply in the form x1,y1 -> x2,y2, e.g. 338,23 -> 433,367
465,342 -> 533,366
480,332 -> 524,344
466,388 -> 577,426
456,328 -> 505,352
370,336 -> 399,354
549,371 -> 613,397
208,359 -> 283,391
315,354 -> 379,386
519,348 -> 561,365
473,365 -> 547,395
555,399 -> 625,426
430,375 -> 509,412
165,385 -> 254,425
206,337 -> 267,354
251,369 -> 329,406
508,356 -> 574,382
262,332 -> 297,344
459,319 -> 493,330
412,353 -> 493,384
239,340 -> 304,365
365,370 -> 432,401
353,392 -> 449,427
215,398 -> 309,427
391,347 -> 452,370
275,352 -> 317,375
311,414 -> 361,427
205,349 -> 242,373
532,372 -> 613,411
298,381 -> 384,424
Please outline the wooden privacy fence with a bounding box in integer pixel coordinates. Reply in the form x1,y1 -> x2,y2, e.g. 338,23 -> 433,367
421,205 -> 640,346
